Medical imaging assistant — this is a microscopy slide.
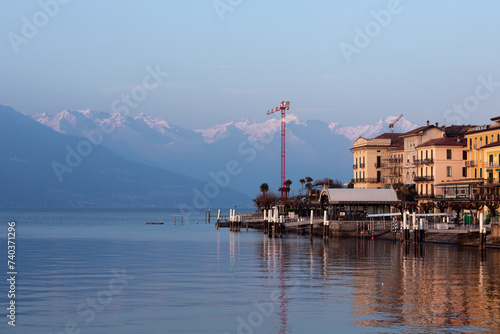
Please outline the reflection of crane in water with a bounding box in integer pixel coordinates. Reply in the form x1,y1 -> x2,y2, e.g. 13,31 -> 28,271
278,238 -> 288,333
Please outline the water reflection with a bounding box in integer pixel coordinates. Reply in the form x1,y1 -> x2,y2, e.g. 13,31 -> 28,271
255,235 -> 500,333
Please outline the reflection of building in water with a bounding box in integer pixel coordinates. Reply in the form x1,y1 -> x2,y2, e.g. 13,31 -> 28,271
351,243 -> 500,330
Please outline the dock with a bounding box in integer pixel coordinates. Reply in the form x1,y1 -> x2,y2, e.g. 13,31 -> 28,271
212,209 -> 500,249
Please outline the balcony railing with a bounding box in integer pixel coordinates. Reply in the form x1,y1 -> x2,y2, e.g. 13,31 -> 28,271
351,178 -> 380,183
413,176 -> 435,182
359,163 -> 365,168
353,164 -> 358,169
465,160 -> 477,167
414,158 -> 434,166
485,162 -> 500,168
382,157 -> 403,163
484,178 -> 500,185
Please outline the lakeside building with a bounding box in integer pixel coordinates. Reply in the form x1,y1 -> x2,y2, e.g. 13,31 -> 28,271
400,122 -> 445,185
464,116 -> 500,200
350,133 -> 403,189
414,137 -> 467,199
319,188 -> 399,220
348,118 -> 500,216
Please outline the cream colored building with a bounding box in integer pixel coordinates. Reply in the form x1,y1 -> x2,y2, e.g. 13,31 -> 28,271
350,133 -> 403,189
401,123 -> 445,185
414,137 -> 467,198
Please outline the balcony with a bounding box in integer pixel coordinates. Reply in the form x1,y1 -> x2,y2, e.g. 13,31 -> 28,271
485,162 -> 500,168
465,160 -> 477,167
353,164 -> 358,169
359,163 -> 365,169
484,178 -> 500,185
414,158 -> 434,166
413,176 -> 434,182
351,178 -> 380,184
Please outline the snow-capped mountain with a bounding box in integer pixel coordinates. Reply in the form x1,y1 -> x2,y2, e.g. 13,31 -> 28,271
30,110 -> 419,195
329,115 -> 418,142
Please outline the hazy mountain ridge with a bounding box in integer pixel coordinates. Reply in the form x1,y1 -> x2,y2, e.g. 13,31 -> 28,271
30,109 -> 419,195
1,105 -> 251,208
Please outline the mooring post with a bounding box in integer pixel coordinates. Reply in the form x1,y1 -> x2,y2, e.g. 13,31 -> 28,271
208,209 -> 211,224
323,210 -> 329,239
217,209 -> 221,224
479,211 -> 486,251
310,210 -> 314,240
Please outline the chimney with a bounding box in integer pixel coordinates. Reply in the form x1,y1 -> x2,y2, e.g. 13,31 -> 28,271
435,122 -> 439,127
427,120 -> 430,126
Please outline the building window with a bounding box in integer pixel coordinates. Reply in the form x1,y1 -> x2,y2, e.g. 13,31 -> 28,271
497,134 -> 499,142
463,167 -> 467,177
470,138 -> 472,149
431,150 -> 433,159
480,137 -> 483,147
480,168 -> 482,178
486,136 -> 489,145
446,166 -> 452,177
447,149 -> 452,160
475,169 -> 477,178
474,138 -> 477,149
463,151 -> 467,160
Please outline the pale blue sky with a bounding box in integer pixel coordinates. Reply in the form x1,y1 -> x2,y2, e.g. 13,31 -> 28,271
1,0 -> 500,128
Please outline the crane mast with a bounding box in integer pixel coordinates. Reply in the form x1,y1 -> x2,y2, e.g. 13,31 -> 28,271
267,101 -> 290,199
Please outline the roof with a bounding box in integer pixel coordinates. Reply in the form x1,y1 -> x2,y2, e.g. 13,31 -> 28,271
320,188 -> 399,204
444,125 -> 475,137
466,124 -> 500,135
374,132 -> 404,146
417,137 -> 467,148
491,116 -> 500,122
401,125 -> 436,137
481,140 -> 500,149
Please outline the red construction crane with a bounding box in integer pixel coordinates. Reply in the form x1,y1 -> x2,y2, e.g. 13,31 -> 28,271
267,101 -> 290,199
389,114 -> 403,133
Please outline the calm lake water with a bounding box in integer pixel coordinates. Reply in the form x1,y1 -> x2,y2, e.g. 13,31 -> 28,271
1,209 -> 500,334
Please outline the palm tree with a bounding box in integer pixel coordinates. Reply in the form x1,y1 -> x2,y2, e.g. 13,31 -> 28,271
299,179 -> 305,194
260,183 -> 269,195
305,176 -> 313,192
285,179 -> 292,198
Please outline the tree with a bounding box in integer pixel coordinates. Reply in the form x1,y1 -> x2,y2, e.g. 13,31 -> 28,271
260,183 -> 269,195
285,179 -> 292,198
485,200 -> 499,218
253,192 -> 278,211
299,179 -> 305,194
305,176 -> 313,192
313,178 -> 343,188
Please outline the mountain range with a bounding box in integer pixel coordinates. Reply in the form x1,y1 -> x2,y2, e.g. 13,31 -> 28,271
0,105 -> 250,209
31,108 -> 418,198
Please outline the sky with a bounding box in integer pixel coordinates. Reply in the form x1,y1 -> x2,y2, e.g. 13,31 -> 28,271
1,0 -> 500,129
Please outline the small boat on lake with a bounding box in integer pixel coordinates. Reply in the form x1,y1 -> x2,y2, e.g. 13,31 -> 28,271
146,221 -> 164,225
